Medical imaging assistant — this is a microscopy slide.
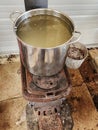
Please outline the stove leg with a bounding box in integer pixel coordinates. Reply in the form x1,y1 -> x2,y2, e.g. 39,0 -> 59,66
61,100 -> 74,130
26,103 -> 39,130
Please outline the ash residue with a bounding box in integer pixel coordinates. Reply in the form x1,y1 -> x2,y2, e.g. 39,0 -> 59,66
67,47 -> 85,60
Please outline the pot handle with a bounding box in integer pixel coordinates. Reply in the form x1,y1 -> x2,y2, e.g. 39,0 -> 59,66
69,31 -> 81,44
10,11 -> 23,24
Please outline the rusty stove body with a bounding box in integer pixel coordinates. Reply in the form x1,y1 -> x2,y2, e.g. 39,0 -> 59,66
20,0 -> 74,130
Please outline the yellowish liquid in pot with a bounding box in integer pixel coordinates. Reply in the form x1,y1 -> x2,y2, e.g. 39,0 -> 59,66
17,15 -> 72,48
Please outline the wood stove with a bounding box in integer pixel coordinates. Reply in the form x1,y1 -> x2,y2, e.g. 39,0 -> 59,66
18,0 -> 74,129
21,59 -> 73,130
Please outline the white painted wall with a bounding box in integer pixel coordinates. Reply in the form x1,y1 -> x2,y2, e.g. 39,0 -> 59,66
0,0 -> 98,54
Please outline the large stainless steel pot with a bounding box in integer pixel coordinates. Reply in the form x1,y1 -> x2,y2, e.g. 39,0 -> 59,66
10,8 -> 81,76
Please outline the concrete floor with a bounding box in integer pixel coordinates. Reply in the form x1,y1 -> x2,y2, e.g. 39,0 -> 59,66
0,54 -> 98,130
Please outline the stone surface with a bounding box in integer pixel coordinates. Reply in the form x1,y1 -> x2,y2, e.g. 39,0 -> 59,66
68,69 -> 83,87
0,98 -> 27,130
0,62 -> 22,101
68,84 -> 98,130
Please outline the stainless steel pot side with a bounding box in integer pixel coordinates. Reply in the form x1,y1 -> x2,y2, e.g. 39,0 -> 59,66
11,8 -> 81,76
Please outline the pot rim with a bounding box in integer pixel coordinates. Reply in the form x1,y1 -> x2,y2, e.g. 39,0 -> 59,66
13,8 -> 76,49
